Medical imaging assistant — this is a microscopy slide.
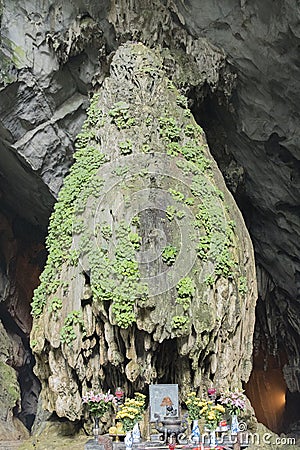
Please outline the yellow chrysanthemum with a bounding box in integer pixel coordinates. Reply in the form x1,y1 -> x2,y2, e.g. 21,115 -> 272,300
215,405 -> 225,413
134,393 -> 146,398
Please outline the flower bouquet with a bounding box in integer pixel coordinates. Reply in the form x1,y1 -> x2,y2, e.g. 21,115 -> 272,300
82,390 -> 117,417
219,390 -> 246,416
116,392 -> 146,432
201,401 -> 225,430
185,392 -> 206,420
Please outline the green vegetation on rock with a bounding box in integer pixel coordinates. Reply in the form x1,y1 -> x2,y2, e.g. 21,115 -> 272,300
119,140 -> 133,155
48,297 -> 63,315
238,276 -> 248,295
31,43 -> 248,349
162,245 -> 178,265
159,116 -> 181,141
109,102 -> 136,129
31,93 -> 106,320
171,315 -> 190,331
60,310 -> 86,346
89,221 -> 146,328
0,361 -> 19,403
175,277 -> 195,310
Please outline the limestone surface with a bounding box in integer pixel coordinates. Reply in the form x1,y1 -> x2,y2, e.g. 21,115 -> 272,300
30,43 -> 257,423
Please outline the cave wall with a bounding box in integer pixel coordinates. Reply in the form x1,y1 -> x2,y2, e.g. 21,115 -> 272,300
0,208 -> 43,437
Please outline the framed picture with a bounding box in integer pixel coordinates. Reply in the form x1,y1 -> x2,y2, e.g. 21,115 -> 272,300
149,384 -> 179,422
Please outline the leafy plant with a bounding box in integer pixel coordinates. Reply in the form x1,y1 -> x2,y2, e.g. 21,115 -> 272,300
184,124 -> 196,137
205,274 -> 216,286
219,390 -> 247,416
167,80 -> 175,90
131,215 -> 140,227
162,245 -> 178,265
119,140 -> 133,155
169,189 -> 185,202
171,315 -> 190,330
60,310 -> 86,346
196,236 -> 211,260
141,143 -> 151,153
185,197 -> 194,206
177,277 -> 195,298
48,297 -> 63,314
159,117 -> 181,141
167,142 -> 181,156
238,276 -> 248,295
215,248 -> 235,278
128,232 -> 142,249
68,249 -> 79,266
176,94 -> 188,108
166,205 -> 176,221
215,188 -> 224,200
31,339 -> 37,349
185,392 -> 206,421
176,210 -> 185,219
109,102 -> 135,129
200,401 -> 225,430
101,223 -> 112,240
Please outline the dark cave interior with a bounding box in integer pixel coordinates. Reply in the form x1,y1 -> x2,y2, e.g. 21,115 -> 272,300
190,85 -> 300,434
0,206 -> 43,431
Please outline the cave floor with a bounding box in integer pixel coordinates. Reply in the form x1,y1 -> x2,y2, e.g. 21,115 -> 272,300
16,434 -> 88,450
0,442 -> 26,450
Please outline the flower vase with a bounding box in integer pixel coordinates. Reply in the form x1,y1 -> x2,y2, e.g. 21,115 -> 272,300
125,430 -> 133,450
231,414 -> 239,435
191,419 -> 201,444
93,416 -> 100,441
132,422 -> 141,443
209,429 -> 216,448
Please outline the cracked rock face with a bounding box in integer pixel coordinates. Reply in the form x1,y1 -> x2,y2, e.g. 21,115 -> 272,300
0,0 -> 299,437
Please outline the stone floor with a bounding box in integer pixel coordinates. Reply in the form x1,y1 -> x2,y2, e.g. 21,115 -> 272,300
16,435 -> 88,450
0,442 -> 25,450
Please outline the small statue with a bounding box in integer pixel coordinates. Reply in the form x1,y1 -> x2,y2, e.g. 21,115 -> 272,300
160,396 -> 177,417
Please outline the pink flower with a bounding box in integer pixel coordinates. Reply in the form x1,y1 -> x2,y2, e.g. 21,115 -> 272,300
82,389 -> 117,415
208,388 -> 217,395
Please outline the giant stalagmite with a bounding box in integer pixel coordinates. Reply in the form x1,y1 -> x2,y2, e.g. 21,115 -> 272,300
30,43 -> 257,422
